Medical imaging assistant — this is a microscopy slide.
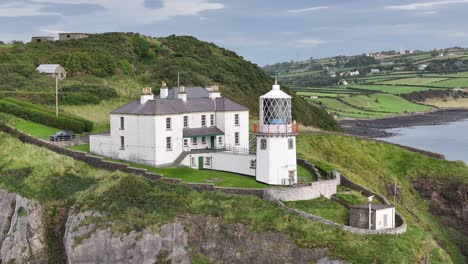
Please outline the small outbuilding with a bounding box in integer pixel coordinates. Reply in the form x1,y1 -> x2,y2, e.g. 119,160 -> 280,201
349,204 -> 395,230
31,36 -> 54,43
36,64 -> 67,80
59,33 -> 89,41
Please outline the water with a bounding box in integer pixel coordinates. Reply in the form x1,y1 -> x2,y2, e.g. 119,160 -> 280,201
379,119 -> 468,164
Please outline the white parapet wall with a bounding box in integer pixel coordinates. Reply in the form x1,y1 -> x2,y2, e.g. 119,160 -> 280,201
265,172 -> 341,202
181,152 -> 256,177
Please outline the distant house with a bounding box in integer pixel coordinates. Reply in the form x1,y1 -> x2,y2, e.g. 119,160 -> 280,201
338,80 -> 348,85
36,64 -> 67,80
328,71 -> 336,77
59,33 -> 89,41
370,69 -> 380,74
349,71 -> 360,77
31,36 -> 54,43
349,204 -> 395,230
418,64 -> 428,71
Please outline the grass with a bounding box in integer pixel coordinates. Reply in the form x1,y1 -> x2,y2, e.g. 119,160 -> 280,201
341,94 -> 432,114
378,77 -> 448,86
424,98 -> 468,108
427,78 -> 468,88
69,144 -> 90,152
297,164 -> 317,182
348,84 -> 433,94
285,197 -> 349,225
0,131 -> 461,263
297,133 -> 468,263
310,98 -> 387,118
0,112 -> 61,138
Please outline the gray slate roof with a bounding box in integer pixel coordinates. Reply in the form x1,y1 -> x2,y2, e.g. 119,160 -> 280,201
349,204 -> 394,211
183,127 -> 224,137
112,87 -> 248,115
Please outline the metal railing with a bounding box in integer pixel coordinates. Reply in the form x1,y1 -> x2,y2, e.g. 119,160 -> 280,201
253,123 -> 299,134
182,144 -> 252,155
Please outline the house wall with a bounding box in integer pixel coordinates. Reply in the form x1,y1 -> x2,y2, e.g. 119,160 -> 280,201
216,111 -> 249,150
154,114 -> 183,166
181,152 -> 256,176
31,37 -> 53,43
349,207 -> 395,230
375,208 -> 395,230
59,33 -> 89,41
256,135 -> 297,185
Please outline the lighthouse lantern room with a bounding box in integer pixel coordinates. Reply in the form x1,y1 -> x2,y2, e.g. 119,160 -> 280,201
254,80 -> 298,185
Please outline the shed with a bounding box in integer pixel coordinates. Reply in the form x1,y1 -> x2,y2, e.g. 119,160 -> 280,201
36,64 -> 67,80
349,204 -> 395,230
31,36 -> 54,43
59,33 -> 89,41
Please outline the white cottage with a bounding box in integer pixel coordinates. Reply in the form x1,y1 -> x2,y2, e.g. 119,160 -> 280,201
90,83 -> 249,167
36,64 -> 66,80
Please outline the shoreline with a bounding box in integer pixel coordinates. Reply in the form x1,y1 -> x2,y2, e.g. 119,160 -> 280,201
339,108 -> 468,138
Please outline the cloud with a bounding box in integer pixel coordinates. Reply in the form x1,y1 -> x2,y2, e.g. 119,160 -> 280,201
287,6 -> 328,14
292,38 -> 326,47
385,0 -> 468,10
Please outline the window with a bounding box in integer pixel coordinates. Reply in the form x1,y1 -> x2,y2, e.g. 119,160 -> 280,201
191,157 -> 195,166
218,136 -> 223,144
250,159 -> 256,169
201,137 -> 206,145
183,116 -> 188,128
166,137 -> 172,150
210,114 -> 214,126
183,139 -> 188,147
234,114 -> 239,126
67,34 -> 70,38
288,138 -> 294,150
383,214 -> 388,227
166,117 -> 171,130
205,157 -> 211,165
260,138 -> 267,150
192,138 -> 198,145
120,117 -> 124,130
235,132 -> 240,145
201,115 -> 206,127
120,136 -> 125,150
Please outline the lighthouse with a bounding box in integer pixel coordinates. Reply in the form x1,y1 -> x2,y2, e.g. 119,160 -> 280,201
255,80 -> 298,185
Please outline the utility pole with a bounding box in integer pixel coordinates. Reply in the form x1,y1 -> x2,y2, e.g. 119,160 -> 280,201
55,74 -> 59,117
177,71 -> 180,89
368,195 -> 374,230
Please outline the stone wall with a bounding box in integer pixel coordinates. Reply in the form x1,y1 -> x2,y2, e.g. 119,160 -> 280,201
265,172 -> 340,202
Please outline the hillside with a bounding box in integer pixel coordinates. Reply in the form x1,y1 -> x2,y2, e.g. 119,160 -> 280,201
263,48 -> 468,119
0,33 -> 341,131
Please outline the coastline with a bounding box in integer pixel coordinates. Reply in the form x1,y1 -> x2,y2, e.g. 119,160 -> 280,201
339,108 -> 468,138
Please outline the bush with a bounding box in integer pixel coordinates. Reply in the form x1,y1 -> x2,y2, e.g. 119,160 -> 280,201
0,98 -> 93,132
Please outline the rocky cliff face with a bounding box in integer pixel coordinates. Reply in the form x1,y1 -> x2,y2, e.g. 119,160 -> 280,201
414,179 -> 468,256
0,188 -> 46,263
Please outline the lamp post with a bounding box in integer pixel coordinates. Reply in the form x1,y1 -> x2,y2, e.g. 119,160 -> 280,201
368,195 -> 374,230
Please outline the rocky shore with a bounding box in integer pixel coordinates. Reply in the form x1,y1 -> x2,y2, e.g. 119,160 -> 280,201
339,108 -> 468,138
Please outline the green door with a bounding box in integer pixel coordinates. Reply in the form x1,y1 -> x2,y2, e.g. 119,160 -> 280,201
210,136 -> 215,149
198,157 -> 204,170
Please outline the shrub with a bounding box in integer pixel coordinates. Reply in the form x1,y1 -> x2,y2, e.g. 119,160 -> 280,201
0,98 -> 92,132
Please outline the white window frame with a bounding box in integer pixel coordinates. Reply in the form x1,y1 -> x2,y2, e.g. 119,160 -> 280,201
234,132 -> 240,145
250,159 -> 256,169
210,114 -> 214,126
201,115 -> 206,127
201,136 -> 206,145
205,157 -> 211,165
234,114 -> 239,126
192,137 -> 198,145
166,117 -> 171,130
166,137 -> 172,151
183,116 -> 188,128
260,138 -> 267,150
218,136 -> 223,144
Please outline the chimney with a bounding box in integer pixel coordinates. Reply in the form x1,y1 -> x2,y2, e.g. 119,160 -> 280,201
178,86 -> 187,102
140,87 -> 154,104
209,84 -> 221,99
160,81 -> 168,99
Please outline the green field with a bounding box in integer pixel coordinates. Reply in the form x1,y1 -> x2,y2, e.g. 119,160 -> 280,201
378,77 -> 448,85
285,198 -> 349,225
309,98 -> 388,118
341,94 -> 432,113
0,113 -> 60,137
427,78 -> 468,88
348,84 -> 433,94
69,144 -> 90,152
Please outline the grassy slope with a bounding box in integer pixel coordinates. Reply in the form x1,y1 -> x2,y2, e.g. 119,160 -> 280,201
297,133 -> 468,263
342,94 -> 432,113
0,131 -> 456,263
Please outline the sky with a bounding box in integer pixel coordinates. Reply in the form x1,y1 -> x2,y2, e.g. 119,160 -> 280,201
1,0 -> 468,66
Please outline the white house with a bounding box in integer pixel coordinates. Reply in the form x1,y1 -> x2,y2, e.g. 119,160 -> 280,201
90,81 -> 299,186
90,83 -> 249,167
36,64 -> 66,80
418,64 -> 428,71
370,69 -> 380,74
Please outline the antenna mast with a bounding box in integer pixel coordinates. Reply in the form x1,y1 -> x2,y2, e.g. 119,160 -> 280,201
55,74 -> 58,116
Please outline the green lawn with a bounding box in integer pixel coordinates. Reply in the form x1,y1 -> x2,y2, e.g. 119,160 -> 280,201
69,144 -> 90,152
285,197 -> 349,225
348,84 -> 433,94
0,112 -> 61,138
107,159 -> 269,188
341,94 -> 432,114
427,78 -> 468,88
378,77 -> 448,86
309,98 -> 387,118
297,164 -> 317,182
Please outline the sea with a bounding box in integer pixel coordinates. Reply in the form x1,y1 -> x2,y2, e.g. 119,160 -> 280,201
379,119 -> 468,164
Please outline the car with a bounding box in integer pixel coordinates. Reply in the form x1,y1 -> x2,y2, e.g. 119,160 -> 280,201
49,130 -> 76,142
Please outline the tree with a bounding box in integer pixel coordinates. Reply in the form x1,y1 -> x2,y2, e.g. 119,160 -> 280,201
0,40 -> 4,45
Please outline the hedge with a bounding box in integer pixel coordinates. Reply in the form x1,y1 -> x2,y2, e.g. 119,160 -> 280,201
1,97 -> 94,132
0,99 -> 90,133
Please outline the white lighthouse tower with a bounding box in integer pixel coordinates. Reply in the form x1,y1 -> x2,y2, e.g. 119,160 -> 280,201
255,80 -> 298,185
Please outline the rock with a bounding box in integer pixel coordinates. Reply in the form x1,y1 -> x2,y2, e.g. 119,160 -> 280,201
185,215 -> 328,263
0,188 -> 46,263
63,210 -> 189,264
